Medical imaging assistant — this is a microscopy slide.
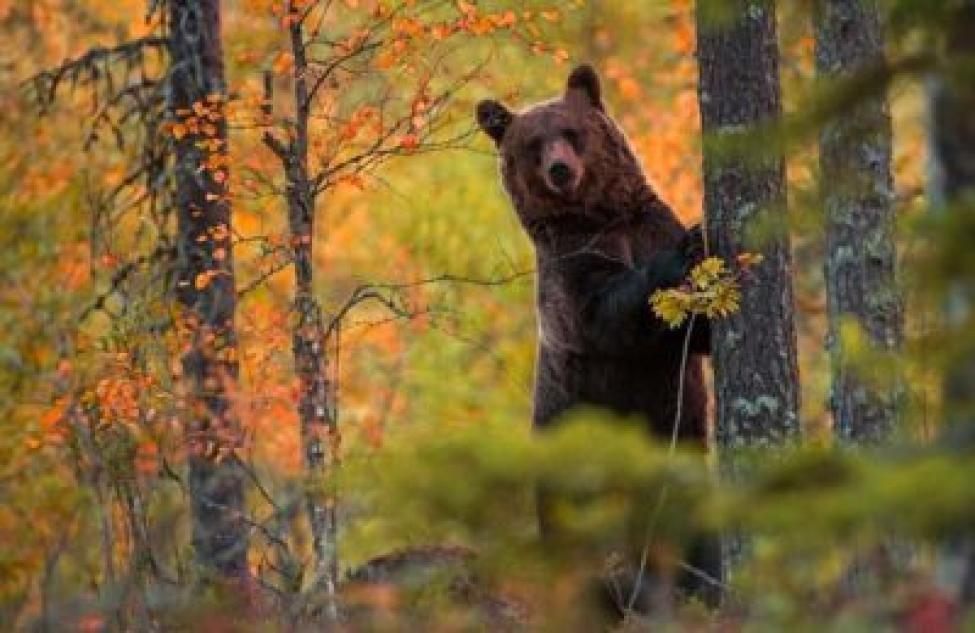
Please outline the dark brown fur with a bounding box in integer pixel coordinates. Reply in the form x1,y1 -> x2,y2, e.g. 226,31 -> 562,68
477,65 -> 709,443
476,65 -> 719,610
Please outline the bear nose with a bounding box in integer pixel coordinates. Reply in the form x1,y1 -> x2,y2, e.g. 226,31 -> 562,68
548,162 -> 572,188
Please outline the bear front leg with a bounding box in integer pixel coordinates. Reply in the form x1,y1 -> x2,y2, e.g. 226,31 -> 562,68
570,249 -> 703,356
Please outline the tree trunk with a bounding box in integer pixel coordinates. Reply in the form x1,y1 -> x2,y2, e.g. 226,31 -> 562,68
168,0 -> 248,579
931,2 -> 975,429
287,27 -> 340,612
815,0 -> 903,444
697,1 -> 801,578
928,0 -> 975,605
696,0 -> 802,460
263,5 -> 340,614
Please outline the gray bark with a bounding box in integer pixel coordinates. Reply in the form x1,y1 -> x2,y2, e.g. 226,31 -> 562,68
168,0 -> 248,579
262,4 -> 339,615
696,0 -> 802,460
815,0 -> 903,444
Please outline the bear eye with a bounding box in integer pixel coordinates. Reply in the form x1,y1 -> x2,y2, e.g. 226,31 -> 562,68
562,128 -> 582,150
526,136 -> 543,158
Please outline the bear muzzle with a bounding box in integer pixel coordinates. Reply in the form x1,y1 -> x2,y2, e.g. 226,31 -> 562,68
542,141 -> 584,196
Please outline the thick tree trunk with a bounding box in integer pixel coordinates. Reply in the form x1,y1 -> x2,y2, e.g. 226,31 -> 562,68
928,0 -> 975,605
696,0 -> 801,460
168,0 -> 248,579
815,0 -> 903,444
697,1 -> 800,580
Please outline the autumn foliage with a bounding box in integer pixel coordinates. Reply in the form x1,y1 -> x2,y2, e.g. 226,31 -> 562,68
1,0 -> 970,630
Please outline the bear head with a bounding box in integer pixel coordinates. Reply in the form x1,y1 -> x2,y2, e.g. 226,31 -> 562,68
476,64 -> 651,232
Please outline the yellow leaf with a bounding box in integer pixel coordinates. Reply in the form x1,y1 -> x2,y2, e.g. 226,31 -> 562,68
541,8 -> 561,21
690,257 -> 725,289
650,288 -> 691,328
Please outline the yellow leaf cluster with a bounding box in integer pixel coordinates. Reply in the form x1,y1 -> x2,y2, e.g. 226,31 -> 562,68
649,255 -> 760,328
650,287 -> 693,328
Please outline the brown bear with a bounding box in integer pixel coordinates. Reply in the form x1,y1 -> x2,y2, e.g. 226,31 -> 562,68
476,64 -> 718,609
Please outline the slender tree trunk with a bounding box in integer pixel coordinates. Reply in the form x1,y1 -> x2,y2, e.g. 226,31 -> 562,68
263,5 -> 339,615
928,0 -> 975,604
696,0 -> 801,457
931,2 -> 975,429
815,0 -> 902,444
168,0 -> 248,579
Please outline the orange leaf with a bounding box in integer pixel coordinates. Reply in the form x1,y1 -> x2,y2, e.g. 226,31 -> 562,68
374,49 -> 398,70
195,272 -> 212,290
393,17 -> 424,38
40,402 -> 64,431
211,224 -> 229,241
399,133 -> 419,150
431,23 -> 451,40
272,52 -> 295,75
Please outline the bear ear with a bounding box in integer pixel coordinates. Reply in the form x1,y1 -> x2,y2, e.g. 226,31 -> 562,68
475,99 -> 514,145
565,63 -> 604,111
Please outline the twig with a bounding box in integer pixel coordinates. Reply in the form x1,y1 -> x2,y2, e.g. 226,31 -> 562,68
324,269 -> 533,338
626,315 -> 698,612
78,244 -> 176,322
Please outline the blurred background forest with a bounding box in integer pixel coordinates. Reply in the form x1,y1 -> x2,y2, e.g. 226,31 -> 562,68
1,0 -> 974,630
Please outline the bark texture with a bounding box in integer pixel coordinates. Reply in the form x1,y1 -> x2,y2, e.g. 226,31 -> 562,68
815,0 -> 903,444
168,0 -> 247,578
262,7 -> 339,613
696,0 -> 801,461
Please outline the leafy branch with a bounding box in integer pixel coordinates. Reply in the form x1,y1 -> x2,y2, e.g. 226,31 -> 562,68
650,254 -> 765,328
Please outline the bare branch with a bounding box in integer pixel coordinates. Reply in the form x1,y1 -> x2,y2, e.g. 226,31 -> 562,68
324,269 -> 533,338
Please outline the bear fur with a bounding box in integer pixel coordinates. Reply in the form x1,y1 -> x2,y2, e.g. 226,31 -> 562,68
476,64 -> 709,444
476,64 -> 718,609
